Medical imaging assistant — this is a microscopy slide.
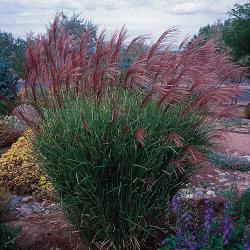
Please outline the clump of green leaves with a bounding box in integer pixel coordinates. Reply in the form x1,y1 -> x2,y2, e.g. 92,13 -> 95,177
240,188 -> 250,221
0,187 -> 10,222
0,31 -> 27,115
0,224 -> 21,250
193,3 -> 250,70
0,187 -> 21,250
34,89 -> 210,249
245,103 -> 250,119
208,152 -> 250,172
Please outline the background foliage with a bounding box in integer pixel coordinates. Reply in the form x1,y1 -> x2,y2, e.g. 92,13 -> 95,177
0,31 -> 27,115
194,3 -> 250,71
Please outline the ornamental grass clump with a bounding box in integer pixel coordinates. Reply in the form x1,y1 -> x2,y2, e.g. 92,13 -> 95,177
21,16 -> 245,249
34,89 -> 209,249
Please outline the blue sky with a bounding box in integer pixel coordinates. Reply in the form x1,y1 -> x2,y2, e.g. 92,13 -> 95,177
0,0 -> 248,41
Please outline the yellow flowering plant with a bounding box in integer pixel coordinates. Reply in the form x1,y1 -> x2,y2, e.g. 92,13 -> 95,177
0,130 -> 54,199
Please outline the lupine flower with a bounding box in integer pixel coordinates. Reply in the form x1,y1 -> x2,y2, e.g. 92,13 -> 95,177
187,231 -> 197,250
176,209 -> 197,250
223,202 -> 233,245
172,195 -> 181,214
244,242 -> 250,250
204,198 -> 215,235
183,210 -> 192,226
243,227 -> 250,250
198,198 -> 215,249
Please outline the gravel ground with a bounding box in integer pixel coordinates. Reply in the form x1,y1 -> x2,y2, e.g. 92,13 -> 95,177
178,164 -> 250,200
7,195 -> 61,220
221,132 -> 250,155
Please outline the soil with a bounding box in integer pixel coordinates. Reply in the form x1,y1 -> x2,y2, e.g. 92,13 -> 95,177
7,212 -> 86,250
218,131 -> 250,155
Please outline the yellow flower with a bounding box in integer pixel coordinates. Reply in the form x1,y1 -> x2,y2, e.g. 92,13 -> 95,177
0,129 -> 54,200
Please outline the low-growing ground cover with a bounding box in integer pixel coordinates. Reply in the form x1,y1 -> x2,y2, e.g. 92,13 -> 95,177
209,152 -> 250,172
0,187 -> 21,250
0,130 -> 53,199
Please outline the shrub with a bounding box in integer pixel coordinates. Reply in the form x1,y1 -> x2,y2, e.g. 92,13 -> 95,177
23,17 -> 245,249
52,11 -> 97,55
0,118 -> 23,148
0,31 -> 26,79
240,188 -> 250,221
245,103 -> 250,118
208,152 -> 250,171
0,224 -> 21,250
34,89 -> 212,249
0,100 -> 12,115
0,31 -> 26,117
0,130 -> 53,199
2,115 -> 27,132
0,186 -> 21,250
0,59 -> 17,100
0,187 -> 10,222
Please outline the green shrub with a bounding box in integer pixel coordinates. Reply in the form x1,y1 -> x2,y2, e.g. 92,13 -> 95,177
34,89 -> 211,249
0,119 -> 22,148
0,187 -> 10,222
0,187 -> 21,250
208,152 -> 250,171
0,224 -> 21,250
240,188 -> 250,221
245,103 -> 250,119
0,101 -> 12,116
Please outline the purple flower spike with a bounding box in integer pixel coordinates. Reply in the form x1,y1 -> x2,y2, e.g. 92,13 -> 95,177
243,227 -> 250,250
204,198 -> 215,235
183,210 -> 192,225
243,242 -> 250,250
187,232 -> 197,250
223,203 -> 233,245
172,195 -> 181,214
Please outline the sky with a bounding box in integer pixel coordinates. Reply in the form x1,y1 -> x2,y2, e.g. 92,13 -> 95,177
0,0 -> 249,42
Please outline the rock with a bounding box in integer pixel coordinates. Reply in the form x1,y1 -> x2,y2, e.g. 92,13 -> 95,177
185,193 -> 194,199
245,155 -> 250,161
12,104 -> 41,125
16,207 -> 32,216
41,201 -> 49,206
219,173 -> 227,176
195,187 -> 205,192
10,196 -> 22,207
206,190 -> 216,197
219,178 -> 228,183
214,169 -> 222,174
21,196 -> 33,202
196,191 -> 204,198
